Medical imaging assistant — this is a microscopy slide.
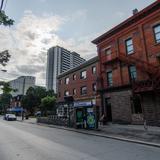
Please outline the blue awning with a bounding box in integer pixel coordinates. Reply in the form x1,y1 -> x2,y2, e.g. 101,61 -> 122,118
9,107 -> 24,112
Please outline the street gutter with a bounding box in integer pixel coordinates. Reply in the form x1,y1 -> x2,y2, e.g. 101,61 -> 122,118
37,122 -> 160,148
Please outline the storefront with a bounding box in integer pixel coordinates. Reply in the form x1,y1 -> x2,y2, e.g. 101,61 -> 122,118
74,101 -> 97,129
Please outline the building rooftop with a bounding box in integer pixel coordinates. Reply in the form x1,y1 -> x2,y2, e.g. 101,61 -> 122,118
92,0 -> 160,44
57,56 -> 99,78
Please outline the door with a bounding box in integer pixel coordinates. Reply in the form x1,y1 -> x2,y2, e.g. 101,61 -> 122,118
105,98 -> 112,122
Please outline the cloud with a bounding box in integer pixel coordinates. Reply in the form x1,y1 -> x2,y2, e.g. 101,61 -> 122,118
0,10 -> 96,86
16,64 -> 45,75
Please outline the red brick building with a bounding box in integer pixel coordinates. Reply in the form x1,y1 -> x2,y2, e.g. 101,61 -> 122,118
92,0 -> 160,126
57,56 -> 100,120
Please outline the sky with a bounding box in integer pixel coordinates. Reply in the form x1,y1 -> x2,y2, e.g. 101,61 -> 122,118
0,0 -> 156,86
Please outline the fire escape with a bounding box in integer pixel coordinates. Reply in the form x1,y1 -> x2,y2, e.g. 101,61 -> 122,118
118,54 -> 160,93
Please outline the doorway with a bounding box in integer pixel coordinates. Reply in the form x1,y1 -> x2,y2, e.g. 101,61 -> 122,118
105,98 -> 112,122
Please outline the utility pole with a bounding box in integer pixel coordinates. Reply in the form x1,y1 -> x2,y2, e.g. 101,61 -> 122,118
0,0 -> 4,11
21,77 -> 25,120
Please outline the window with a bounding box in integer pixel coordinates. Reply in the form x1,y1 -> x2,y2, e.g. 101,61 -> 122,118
129,65 -> 137,80
92,66 -> 96,74
65,77 -> 69,84
73,74 -> 76,80
81,86 -> 87,95
80,70 -> 87,79
131,95 -> 142,114
64,91 -> 69,96
58,92 -> 61,97
92,83 -> 96,92
153,24 -> 160,44
125,38 -> 134,54
105,48 -> 112,55
107,71 -> 113,87
73,88 -> 76,95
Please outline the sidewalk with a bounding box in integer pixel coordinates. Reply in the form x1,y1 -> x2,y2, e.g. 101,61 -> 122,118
98,123 -> 160,144
16,116 -> 37,124
19,118 -> 160,148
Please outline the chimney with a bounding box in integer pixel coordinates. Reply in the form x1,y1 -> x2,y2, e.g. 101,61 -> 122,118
132,8 -> 138,15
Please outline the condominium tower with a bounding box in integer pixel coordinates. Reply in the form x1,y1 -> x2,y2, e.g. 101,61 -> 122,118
46,46 -> 86,92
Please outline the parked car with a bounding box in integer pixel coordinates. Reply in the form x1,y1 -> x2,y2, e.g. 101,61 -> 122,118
4,114 -> 17,121
35,111 -> 41,117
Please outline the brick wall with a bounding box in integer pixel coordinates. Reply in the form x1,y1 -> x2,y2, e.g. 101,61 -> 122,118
109,90 -> 132,124
142,93 -> 160,126
57,57 -> 99,104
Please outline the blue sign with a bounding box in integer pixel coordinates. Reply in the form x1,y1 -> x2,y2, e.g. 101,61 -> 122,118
9,107 -> 24,112
74,101 -> 92,108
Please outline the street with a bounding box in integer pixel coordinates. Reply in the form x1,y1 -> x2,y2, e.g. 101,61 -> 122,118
0,118 -> 160,160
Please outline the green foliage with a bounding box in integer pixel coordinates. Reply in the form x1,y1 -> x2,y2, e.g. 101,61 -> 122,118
0,81 -> 14,113
0,93 -> 12,113
1,82 -> 13,94
21,86 -> 56,115
0,11 -> 14,26
0,50 -> 11,66
21,87 -> 39,115
46,89 -> 56,97
40,96 -> 56,116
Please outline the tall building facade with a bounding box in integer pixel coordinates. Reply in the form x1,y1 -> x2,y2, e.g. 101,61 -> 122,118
9,76 -> 36,97
46,46 -> 86,92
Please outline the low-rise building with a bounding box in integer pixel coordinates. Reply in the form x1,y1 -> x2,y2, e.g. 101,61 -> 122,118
92,0 -> 160,126
57,56 -> 100,128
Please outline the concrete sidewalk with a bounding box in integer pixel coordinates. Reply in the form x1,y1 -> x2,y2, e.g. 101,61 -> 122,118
18,118 -> 160,148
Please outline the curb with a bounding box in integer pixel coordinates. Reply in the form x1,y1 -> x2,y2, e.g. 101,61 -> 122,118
37,123 -> 160,148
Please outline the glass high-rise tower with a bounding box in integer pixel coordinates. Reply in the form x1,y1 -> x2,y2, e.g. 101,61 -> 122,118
46,46 -> 85,92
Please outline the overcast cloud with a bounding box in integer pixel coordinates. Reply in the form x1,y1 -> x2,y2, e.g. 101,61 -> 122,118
0,10 -> 96,86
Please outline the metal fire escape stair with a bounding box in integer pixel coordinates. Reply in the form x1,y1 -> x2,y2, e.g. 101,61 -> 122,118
118,54 -> 160,93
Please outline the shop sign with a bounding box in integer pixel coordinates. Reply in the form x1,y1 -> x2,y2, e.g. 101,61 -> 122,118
74,101 -> 92,107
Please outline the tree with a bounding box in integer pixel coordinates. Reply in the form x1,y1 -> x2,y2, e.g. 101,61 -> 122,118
0,50 -> 11,66
1,82 -> 13,94
34,86 -> 47,100
0,6 -> 14,26
0,93 -> 12,113
21,87 -> 39,115
46,89 -> 56,97
0,82 -> 13,113
21,86 -> 56,115
40,96 -> 56,116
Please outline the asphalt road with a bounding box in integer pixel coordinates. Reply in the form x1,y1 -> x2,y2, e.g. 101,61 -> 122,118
0,118 -> 160,160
